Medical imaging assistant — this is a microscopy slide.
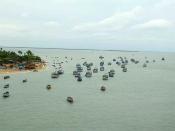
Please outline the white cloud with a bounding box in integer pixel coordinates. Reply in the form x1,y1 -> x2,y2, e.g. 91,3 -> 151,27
132,19 -> 173,29
0,23 -> 25,34
43,21 -> 60,27
73,6 -> 143,32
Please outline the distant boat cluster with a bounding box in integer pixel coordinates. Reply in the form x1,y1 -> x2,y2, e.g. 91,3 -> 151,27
1,55 -> 166,104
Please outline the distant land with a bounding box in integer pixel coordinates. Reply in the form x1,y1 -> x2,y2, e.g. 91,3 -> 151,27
0,46 -> 149,53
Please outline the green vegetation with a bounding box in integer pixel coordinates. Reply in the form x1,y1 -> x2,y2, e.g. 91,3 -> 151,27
0,48 -> 41,64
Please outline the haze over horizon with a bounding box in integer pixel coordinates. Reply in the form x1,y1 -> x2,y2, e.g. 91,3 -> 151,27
0,0 -> 175,52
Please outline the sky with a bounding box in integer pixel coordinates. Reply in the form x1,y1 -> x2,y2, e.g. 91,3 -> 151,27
0,0 -> 175,52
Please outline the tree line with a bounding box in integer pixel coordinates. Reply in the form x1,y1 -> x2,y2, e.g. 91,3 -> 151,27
0,48 -> 41,64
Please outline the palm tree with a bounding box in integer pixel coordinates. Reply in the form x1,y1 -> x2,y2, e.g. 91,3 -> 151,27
18,50 -> 23,55
26,50 -> 33,56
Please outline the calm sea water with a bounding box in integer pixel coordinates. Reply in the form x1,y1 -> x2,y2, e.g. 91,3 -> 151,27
0,48 -> 175,131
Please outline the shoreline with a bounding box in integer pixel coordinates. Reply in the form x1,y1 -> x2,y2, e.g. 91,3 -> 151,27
0,63 -> 46,75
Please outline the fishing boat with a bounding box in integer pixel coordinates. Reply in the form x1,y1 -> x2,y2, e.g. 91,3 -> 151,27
93,68 -> 98,73
100,61 -> 104,66
108,62 -> 112,66
46,85 -> 51,90
23,79 -> 27,83
77,67 -> 83,72
87,66 -> 91,70
4,76 -> 10,79
102,74 -> 108,80
4,84 -> 9,88
99,56 -> 104,59
123,68 -> 127,72
57,69 -> 64,75
85,71 -> 92,77
74,72 -> 81,78
77,76 -> 82,82
51,72 -> 59,78
116,61 -> 121,65
143,63 -> 147,68
3,91 -> 10,98
109,69 -> 115,77
101,86 -> 106,91
67,97 -> 74,103
100,66 -> 104,71
121,64 -> 125,68
73,70 -> 78,75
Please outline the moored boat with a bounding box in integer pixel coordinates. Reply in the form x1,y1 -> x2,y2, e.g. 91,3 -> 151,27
101,86 -> 106,91
23,79 -> 27,83
51,72 -> 59,78
102,74 -> 108,80
85,71 -> 92,78
3,91 -> 10,98
46,85 -> 51,90
67,96 -> 74,103
4,84 -> 9,88
4,76 -> 10,80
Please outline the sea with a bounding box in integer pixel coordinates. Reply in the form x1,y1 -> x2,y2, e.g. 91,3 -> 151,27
0,48 -> 175,131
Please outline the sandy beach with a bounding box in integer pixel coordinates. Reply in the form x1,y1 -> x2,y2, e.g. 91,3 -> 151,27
0,63 -> 47,74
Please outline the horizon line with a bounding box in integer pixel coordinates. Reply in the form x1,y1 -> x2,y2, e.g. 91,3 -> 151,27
0,46 -> 174,53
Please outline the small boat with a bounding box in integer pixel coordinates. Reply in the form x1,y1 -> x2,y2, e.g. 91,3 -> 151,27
87,66 -> 91,70
93,68 -> 98,73
121,64 -> 125,68
101,86 -> 106,91
3,91 -> 10,98
4,84 -> 9,88
108,62 -> 112,66
74,72 -> 81,78
46,85 -> 51,90
77,67 -> 83,72
125,60 -> 128,64
57,70 -> 64,75
85,71 -> 92,78
116,61 -> 121,65
109,69 -> 115,74
83,62 -> 87,66
77,76 -> 82,82
99,56 -> 104,59
76,64 -> 81,68
146,60 -> 149,63
89,62 -> 93,66
135,61 -> 139,64
67,97 -> 74,103
109,72 -> 114,77
51,72 -> 59,78
130,58 -> 135,63
23,79 -> 27,83
73,71 -> 78,75
123,68 -> 127,72
100,61 -> 104,66
4,76 -> 10,80
102,74 -> 108,80
100,66 -> 104,71
143,63 -> 147,68
162,57 -> 165,61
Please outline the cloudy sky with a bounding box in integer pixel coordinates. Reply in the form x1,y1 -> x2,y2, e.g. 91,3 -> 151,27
0,0 -> 175,51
